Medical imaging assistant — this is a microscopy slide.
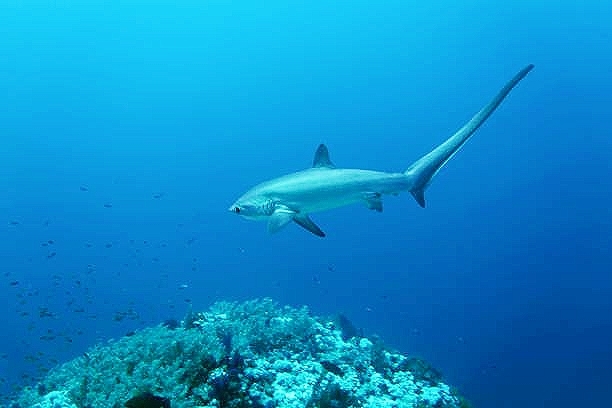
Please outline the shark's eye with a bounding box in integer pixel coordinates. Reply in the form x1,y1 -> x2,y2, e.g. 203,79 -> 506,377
234,207 -> 241,214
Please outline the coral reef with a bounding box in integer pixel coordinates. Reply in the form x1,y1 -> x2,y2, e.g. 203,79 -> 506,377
11,299 -> 466,408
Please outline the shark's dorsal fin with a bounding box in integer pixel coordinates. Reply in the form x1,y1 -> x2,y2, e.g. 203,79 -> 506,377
312,144 -> 335,168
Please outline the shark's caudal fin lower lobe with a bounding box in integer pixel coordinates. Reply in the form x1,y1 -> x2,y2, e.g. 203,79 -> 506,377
405,64 -> 534,208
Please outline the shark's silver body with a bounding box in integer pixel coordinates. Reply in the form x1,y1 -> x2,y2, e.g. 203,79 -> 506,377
229,65 -> 534,237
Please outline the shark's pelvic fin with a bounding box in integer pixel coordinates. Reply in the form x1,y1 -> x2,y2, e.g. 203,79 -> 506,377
405,64 -> 534,208
363,192 -> 383,212
313,144 -> 335,168
293,214 -> 325,237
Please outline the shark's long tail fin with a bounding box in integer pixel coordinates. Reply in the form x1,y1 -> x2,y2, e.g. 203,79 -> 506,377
405,64 -> 534,208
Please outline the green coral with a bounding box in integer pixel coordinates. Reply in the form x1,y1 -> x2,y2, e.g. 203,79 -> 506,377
12,298 -> 467,408
32,391 -> 77,408
307,382 -> 361,408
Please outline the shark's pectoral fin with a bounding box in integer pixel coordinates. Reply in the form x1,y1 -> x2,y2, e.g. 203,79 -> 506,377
363,192 -> 383,212
267,209 -> 296,234
293,214 -> 326,237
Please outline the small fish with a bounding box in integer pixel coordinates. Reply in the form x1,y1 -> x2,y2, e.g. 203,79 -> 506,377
80,185 -> 89,191
320,360 -> 344,377
103,203 -> 113,208
40,335 -> 55,341
39,307 -> 55,318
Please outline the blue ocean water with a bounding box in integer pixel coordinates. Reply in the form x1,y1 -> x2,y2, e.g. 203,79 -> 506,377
1,1 -> 611,406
